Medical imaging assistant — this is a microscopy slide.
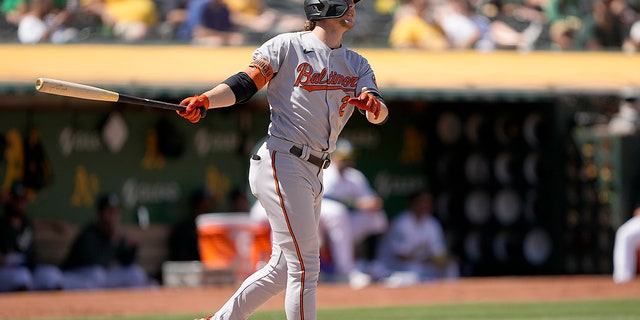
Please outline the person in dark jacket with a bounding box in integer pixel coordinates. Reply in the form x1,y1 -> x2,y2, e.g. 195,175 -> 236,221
61,193 -> 150,290
0,182 -> 63,292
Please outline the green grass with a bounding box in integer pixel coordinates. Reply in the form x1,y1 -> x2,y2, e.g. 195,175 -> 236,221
35,299 -> 640,320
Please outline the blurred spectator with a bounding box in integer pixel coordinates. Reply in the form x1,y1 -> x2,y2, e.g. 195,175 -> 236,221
376,190 -> 459,286
321,139 -> 388,288
155,0 -> 189,39
343,0 -> 394,46
177,0 -> 244,46
224,0 -> 263,19
580,0 -> 638,51
168,186 -> 216,261
80,0 -> 158,41
375,0 -> 400,15
17,0 -> 78,43
464,0 -> 496,51
540,0 -> 592,24
261,0 -> 306,35
388,0 -> 448,50
1,0 -> 30,25
613,204 -> 640,283
608,86 -> 640,134
549,15 -> 583,50
224,0 -> 281,42
0,181 -> 63,292
623,20 -> 640,53
61,193 -> 151,289
535,0 -> 590,50
484,0 -> 546,51
218,0 -> 308,43
432,0 -> 482,50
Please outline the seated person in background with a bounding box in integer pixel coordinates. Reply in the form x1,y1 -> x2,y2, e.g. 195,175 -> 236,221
17,0 -> 77,44
81,0 -> 158,41
321,139 -> 388,286
168,187 -> 216,261
0,182 -> 63,292
61,193 -> 150,289
607,86 -> 640,135
623,20 -> 640,54
177,0 -> 244,46
377,190 -> 459,285
613,204 -> 640,284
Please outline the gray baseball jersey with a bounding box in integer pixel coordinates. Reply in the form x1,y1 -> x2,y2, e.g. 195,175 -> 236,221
255,31 -> 380,154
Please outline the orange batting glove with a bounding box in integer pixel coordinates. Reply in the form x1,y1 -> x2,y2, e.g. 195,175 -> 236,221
348,89 -> 380,120
177,94 -> 208,123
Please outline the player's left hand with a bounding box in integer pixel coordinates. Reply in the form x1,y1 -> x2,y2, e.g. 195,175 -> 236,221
348,89 -> 380,120
177,94 -> 208,123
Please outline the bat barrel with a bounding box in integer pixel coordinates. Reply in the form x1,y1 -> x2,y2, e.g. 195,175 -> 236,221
35,77 -> 120,102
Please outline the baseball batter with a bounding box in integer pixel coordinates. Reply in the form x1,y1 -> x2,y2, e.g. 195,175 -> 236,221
176,1 -> 388,319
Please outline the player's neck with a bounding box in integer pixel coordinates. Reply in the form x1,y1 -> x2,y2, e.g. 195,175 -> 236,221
312,24 -> 345,49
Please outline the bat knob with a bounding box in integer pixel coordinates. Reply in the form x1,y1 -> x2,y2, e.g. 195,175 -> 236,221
35,78 -> 44,90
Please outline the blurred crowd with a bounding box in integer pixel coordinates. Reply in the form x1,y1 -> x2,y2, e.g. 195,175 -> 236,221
0,0 -> 639,52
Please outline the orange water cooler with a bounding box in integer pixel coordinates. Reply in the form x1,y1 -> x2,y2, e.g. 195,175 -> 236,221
196,213 -> 272,283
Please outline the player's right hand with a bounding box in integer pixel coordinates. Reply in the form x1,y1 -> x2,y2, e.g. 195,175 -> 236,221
348,89 -> 381,120
177,94 -> 208,123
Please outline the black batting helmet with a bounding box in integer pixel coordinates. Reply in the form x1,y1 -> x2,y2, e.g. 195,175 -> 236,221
304,0 -> 361,21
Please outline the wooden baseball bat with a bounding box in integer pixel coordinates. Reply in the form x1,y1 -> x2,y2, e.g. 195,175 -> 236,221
35,77 -> 187,112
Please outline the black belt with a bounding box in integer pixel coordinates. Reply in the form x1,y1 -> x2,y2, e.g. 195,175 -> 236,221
289,146 -> 331,169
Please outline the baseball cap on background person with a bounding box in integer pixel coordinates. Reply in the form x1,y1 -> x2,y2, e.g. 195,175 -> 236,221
333,138 -> 356,162
95,193 -> 123,237
97,193 -> 121,212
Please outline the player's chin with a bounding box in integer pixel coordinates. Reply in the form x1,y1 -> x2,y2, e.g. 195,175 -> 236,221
340,18 -> 355,30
